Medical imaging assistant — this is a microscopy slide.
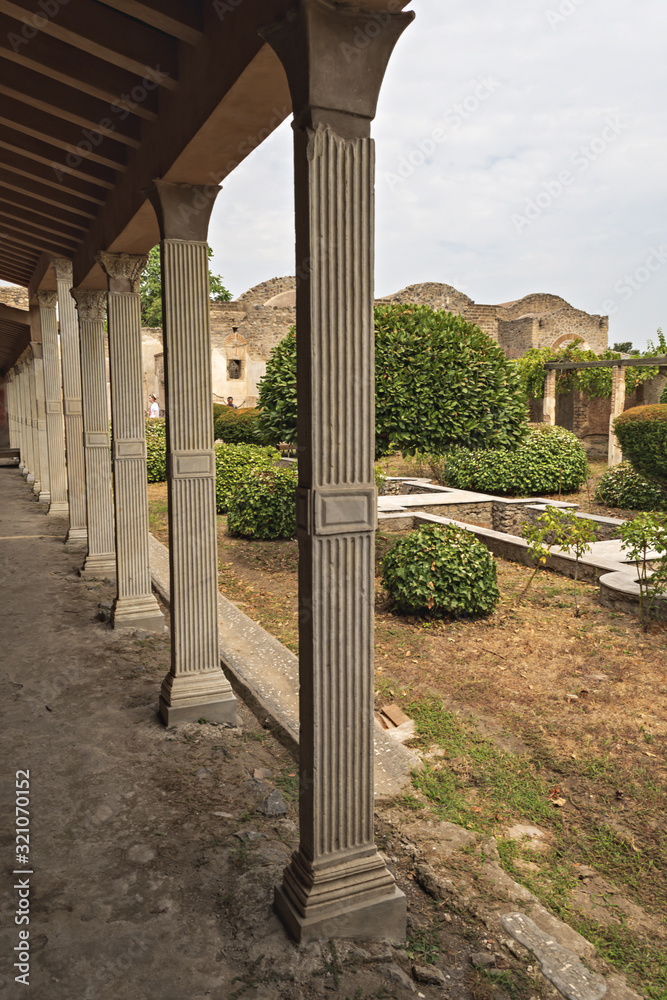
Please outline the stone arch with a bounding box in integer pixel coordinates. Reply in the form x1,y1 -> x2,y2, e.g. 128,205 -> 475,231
552,333 -> 590,351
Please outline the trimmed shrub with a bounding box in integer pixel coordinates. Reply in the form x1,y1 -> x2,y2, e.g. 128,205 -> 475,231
227,467 -> 298,540
660,384 -> 667,404
212,403 -> 226,424
214,442 -> 279,514
257,306 -> 528,457
382,524 -> 500,617
214,407 -> 261,444
145,418 -> 167,482
441,425 -> 588,496
614,405 -> 667,484
595,462 -> 666,511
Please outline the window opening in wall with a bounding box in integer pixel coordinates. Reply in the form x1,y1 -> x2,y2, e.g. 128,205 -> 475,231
228,359 -> 241,379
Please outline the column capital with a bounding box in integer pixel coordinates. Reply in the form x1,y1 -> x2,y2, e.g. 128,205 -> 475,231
51,256 -> 73,282
71,288 -> 107,323
145,179 -> 220,241
259,0 -> 413,137
97,251 -> 149,294
36,290 -> 57,310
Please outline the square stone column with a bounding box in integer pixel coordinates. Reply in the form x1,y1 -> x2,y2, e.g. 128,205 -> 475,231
36,291 -> 69,516
543,369 -> 557,425
14,365 -> 25,470
52,256 -> 87,548
145,180 -> 236,726
97,250 -> 165,632
261,0 -> 413,945
608,364 -> 626,466
26,352 -> 41,494
6,370 -> 17,449
31,342 -> 51,504
17,361 -> 33,480
71,290 -> 116,580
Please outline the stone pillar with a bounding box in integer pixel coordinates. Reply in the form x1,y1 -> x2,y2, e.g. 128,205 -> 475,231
260,0 -> 413,944
52,257 -> 87,547
18,361 -> 33,480
14,364 -> 25,470
97,250 -> 165,632
543,369 -> 556,425
26,352 -> 41,492
608,364 -> 626,466
71,289 -> 116,579
145,180 -> 236,725
37,291 -> 69,516
31,342 -> 51,504
6,370 -> 16,448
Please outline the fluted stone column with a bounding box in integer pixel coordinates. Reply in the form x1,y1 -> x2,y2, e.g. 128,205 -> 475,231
145,180 -> 236,725
26,352 -> 41,492
6,370 -> 16,449
543,369 -> 557,425
53,257 -> 87,547
71,289 -> 116,579
18,361 -> 33,480
97,250 -> 165,632
37,291 -> 69,516
609,364 -> 625,466
31,342 -> 51,504
261,0 -> 413,944
15,364 -> 26,470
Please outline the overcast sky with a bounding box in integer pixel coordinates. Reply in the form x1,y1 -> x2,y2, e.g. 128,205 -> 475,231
210,0 -> 666,352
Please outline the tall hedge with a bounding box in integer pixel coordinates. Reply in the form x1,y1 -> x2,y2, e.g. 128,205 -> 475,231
614,405 -> 667,484
257,306 -> 528,456
214,442 -> 279,513
213,407 -> 261,444
145,418 -> 167,482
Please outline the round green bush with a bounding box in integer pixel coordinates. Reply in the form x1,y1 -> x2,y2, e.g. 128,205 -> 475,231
381,524 -> 500,618
614,405 -> 667,485
257,306 -> 528,457
214,442 -> 279,514
594,462 -> 665,511
214,407 -> 261,444
145,418 -> 166,482
660,384 -> 667,404
227,467 -> 298,539
442,425 -> 589,496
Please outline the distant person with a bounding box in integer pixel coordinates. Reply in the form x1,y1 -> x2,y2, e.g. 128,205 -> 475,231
148,394 -> 160,418
226,396 -> 235,409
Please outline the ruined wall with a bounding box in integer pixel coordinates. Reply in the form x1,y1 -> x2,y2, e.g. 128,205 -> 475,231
0,284 -> 29,309
497,316 -> 536,359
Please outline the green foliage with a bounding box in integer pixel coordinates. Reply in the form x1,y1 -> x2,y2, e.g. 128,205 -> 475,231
145,418 -> 167,482
618,513 -> 667,628
212,403 -> 226,424
227,467 -> 298,540
257,327 -> 297,446
614,405 -> 667,485
595,463 -> 666,511
442,425 -> 589,496
257,306 -> 528,456
140,245 -> 231,327
381,524 -> 500,618
214,442 -> 279,514
522,506 -> 596,615
613,341 -> 640,355
374,304 -> 527,456
515,338 -> 661,400
214,407 -> 261,444
660,384 -> 667,405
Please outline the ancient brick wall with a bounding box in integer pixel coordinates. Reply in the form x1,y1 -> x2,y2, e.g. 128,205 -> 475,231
498,317 -> 536,358
0,284 -> 29,309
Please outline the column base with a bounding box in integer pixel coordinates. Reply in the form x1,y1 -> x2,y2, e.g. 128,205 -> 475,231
48,500 -> 69,517
112,595 -> 165,633
275,879 -> 406,946
26,472 -> 35,483
32,481 -> 41,495
158,671 -> 237,727
79,554 -> 116,581
65,527 -> 88,549
38,491 -> 51,505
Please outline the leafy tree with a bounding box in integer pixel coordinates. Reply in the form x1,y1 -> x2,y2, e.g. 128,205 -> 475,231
257,306 -> 528,457
618,513 -> 667,629
140,246 -> 231,327
612,341 -> 640,356
522,507 -> 596,616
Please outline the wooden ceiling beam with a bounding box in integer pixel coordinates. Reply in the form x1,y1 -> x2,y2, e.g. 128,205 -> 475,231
0,0 -> 178,84
0,101 -> 128,171
0,127 -> 117,188
0,213 -> 77,253
0,15 -> 160,116
0,192 -> 89,233
0,225 -> 75,256
0,200 -> 84,241
0,151 -> 110,205
0,64 -> 143,147
97,0 -> 203,45
0,169 -> 98,219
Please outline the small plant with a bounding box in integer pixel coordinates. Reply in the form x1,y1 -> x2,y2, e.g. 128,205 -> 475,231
227,467 -> 297,540
214,442 -> 279,514
374,464 -> 387,495
381,524 -> 500,618
522,507 -> 596,615
618,512 -> 667,629
595,462 -> 666,511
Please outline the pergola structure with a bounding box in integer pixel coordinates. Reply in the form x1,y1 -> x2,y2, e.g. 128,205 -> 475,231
0,0 -> 414,943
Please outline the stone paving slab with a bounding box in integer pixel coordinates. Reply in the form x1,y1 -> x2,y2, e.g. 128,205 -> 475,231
148,534 -> 419,798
